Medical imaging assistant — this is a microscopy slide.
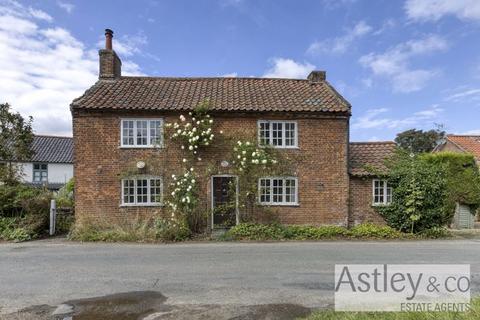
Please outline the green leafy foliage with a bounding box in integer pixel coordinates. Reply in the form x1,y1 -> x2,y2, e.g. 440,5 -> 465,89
0,184 -> 53,241
69,218 -> 191,243
422,152 -> 480,213
376,151 -> 449,232
225,223 -> 412,241
55,178 -> 74,208
377,151 -> 480,233
395,127 -> 445,154
154,217 -> 191,242
349,223 -> 403,239
0,103 -> 34,184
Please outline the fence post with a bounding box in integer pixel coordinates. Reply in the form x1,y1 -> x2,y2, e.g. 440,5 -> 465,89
50,199 -> 56,236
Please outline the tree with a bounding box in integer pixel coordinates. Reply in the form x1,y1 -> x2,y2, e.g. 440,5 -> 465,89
377,151 -> 448,233
376,151 -> 480,233
395,127 -> 445,154
0,103 -> 34,184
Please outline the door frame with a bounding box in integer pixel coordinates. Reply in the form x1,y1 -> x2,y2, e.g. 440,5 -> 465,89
210,174 -> 239,229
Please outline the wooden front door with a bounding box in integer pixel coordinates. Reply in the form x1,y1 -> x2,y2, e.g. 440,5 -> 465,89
212,176 -> 237,228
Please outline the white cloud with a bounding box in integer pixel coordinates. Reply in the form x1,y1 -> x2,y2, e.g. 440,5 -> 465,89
352,105 -> 443,130
0,1 -> 145,136
307,21 -> 372,55
405,0 -> 480,21
263,58 -> 315,79
359,35 -> 448,92
462,129 -> 480,135
222,72 -> 238,77
57,1 -> 74,14
445,88 -> 480,102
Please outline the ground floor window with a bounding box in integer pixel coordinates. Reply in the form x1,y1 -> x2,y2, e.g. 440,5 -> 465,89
372,179 -> 392,205
121,176 -> 162,206
258,177 -> 298,205
33,163 -> 48,182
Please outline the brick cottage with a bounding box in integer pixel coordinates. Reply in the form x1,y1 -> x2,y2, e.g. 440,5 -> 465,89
71,29 -> 395,228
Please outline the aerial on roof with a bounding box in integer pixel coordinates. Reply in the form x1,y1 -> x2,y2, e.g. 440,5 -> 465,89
443,135 -> 480,160
30,135 -> 73,164
71,76 -> 351,114
349,141 -> 397,176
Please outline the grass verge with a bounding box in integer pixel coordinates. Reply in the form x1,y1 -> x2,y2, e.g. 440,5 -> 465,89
298,298 -> 480,320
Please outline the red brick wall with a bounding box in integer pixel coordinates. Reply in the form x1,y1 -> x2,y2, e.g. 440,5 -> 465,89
72,110 -> 350,226
348,176 -> 385,226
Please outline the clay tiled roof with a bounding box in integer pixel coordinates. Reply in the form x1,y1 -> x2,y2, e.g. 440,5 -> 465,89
71,76 -> 351,114
349,142 -> 397,177
445,135 -> 480,161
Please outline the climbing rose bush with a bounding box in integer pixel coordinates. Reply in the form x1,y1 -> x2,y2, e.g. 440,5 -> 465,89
232,140 -> 277,172
165,104 -> 214,158
166,168 -> 199,216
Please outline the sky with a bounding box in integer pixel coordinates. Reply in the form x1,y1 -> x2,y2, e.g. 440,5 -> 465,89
0,0 -> 480,141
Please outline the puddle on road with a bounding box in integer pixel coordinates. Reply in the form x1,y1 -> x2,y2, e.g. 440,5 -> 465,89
6,291 -> 312,320
60,291 -> 170,320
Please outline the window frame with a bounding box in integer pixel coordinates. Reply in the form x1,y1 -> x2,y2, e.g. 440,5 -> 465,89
258,177 -> 299,206
32,163 -> 48,183
257,120 -> 298,149
121,176 -> 163,207
120,118 -> 164,148
372,179 -> 392,206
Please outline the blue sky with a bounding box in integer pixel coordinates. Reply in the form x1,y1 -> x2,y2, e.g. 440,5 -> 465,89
1,0 -> 480,141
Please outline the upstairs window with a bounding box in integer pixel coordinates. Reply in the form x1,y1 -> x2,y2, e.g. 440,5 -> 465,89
33,163 -> 48,182
258,120 -> 297,148
372,179 -> 392,205
121,119 -> 163,148
259,177 -> 298,205
122,176 -> 163,206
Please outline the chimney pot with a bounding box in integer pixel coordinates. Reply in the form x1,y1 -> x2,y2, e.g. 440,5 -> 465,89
307,70 -> 326,82
99,28 -> 121,79
105,28 -> 113,50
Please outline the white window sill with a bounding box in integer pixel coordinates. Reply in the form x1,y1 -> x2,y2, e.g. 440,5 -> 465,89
258,145 -> 299,150
119,145 -> 164,149
259,203 -> 300,207
372,203 -> 391,207
120,203 -> 163,207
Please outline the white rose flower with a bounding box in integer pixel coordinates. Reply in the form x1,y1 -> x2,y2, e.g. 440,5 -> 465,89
190,167 -> 194,171
181,145 -> 185,150
237,141 -> 242,145
171,191 -> 175,196
237,155 -> 241,159
180,115 -> 186,122
246,141 -> 250,146
191,179 -> 196,183
189,146 -> 193,150
197,157 -> 202,161
209,119 -> 213,123
242,150 -> 246,155
262,159 -> 267,164
220,130 -> 224,134
182,158 -> 187,163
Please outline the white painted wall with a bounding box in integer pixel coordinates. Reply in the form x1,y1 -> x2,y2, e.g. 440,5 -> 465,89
17,162 -> 73,184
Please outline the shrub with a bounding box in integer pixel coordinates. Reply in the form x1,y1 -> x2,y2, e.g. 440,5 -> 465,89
0,217 -> 32,242
226,223 -> 285,240
283,225 -> 348,240
154,218 -> 191,242
349,223 -> 403,239
70,220 -> 155,242
70,218 -> 191,243
418,227 -> 452,239
376,151 -> 450,233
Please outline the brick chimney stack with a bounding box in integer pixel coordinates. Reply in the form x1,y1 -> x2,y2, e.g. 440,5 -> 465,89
307,70 -> 326,82
99,28 -> 121,79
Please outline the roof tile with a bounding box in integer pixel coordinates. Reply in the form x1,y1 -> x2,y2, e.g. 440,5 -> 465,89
71,76 -> 351,114
349,142 -> 397,176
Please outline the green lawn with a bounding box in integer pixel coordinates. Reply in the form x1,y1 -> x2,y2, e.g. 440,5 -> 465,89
299,298 -> 480,320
